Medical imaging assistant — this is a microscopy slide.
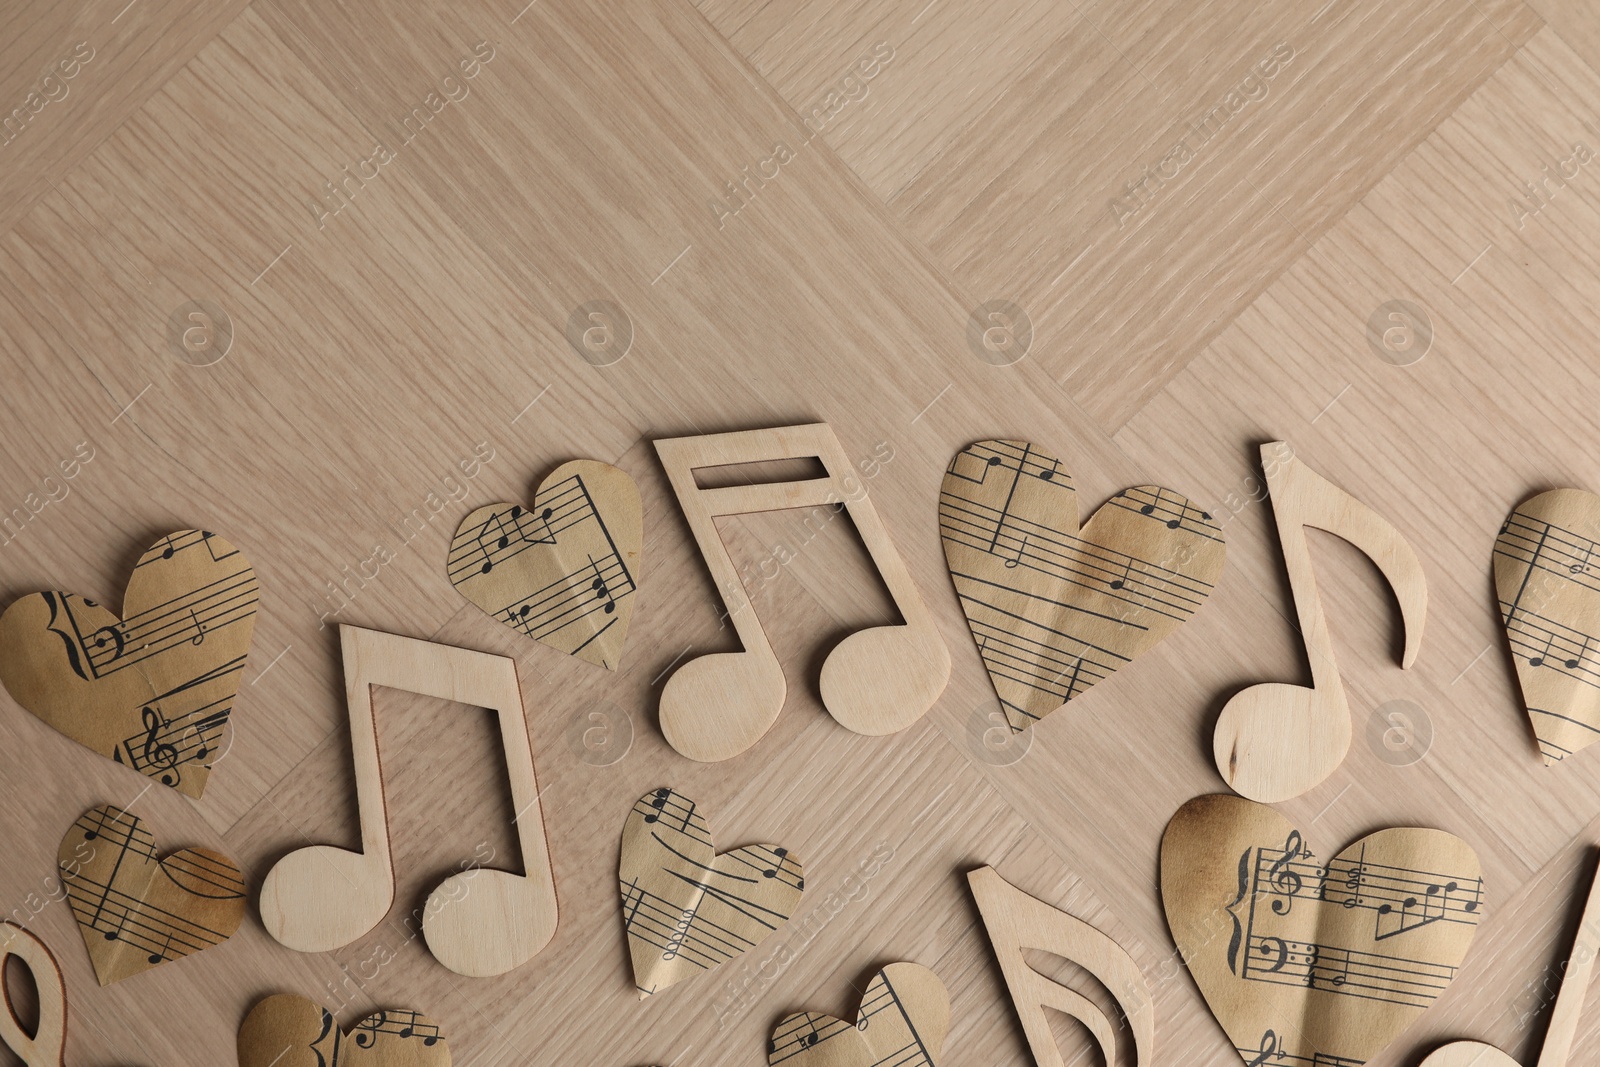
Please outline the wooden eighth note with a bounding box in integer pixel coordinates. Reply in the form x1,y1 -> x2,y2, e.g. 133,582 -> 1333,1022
258,625 -> 557,977
653,424 -> 950,762
969,866 -> 1154,1067
1419,851 -> 1600,1067
1214,443 -> 1427,803
0,923 -> 67,1067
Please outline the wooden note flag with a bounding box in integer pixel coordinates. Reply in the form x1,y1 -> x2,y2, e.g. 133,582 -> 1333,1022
449,459 -> 642,670
238,993 -> 450,1067
1162,794 -> 1483,1067
620,787 -> 803,997
0,529 -> 258,797
768,962 -> 948,1066
60,803 -> 246,985
969,865 -> 1153,1067
1495,489 -> 1600,764
940,440 -> 1226,733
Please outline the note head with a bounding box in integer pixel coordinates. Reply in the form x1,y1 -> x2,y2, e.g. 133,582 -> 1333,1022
423,867 -> 557,977
1213,681 -> 1351,803
259,844 -> 394,953
818,623 -> 950,737
660,650 -> 786,761
1417,1041 -> 1515,1067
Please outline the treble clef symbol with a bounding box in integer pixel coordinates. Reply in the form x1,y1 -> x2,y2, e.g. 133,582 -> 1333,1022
137,705 -> 181,785
1267,830 -> 1304,915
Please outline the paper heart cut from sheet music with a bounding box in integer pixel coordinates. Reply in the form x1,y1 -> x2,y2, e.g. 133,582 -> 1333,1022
1419,850 -> 1600,1067
620,787 -> 803,997
0,529 -> 258,798
59,803 -> 245,985
969,865 -> 1154,1067
1162,794 -> 1484,1067
940,439 -> 1227,733
768,962 -> 949,1066
238,993 -> 450,1067
1213,444 -> 1427,803
259,626 -> 557,978
0,923 -> 68,1067
1495,490 -> 1600,765
448,459 -> 642,670
654,424 -> 949,761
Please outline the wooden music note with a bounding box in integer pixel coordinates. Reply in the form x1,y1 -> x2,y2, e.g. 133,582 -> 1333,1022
968,865 -> 1154,1067
0,923 -> 67,1067
258,625 -> 557,978
654,424 -> 949,761
1419,851 -> 1600,1067
1213,444 -> 1427,803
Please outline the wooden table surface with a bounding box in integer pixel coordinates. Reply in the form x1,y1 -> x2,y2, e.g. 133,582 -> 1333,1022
2,0 -> 1599,1064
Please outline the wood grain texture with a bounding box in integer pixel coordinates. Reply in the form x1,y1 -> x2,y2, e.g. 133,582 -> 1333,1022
0,0 -> 1598,1064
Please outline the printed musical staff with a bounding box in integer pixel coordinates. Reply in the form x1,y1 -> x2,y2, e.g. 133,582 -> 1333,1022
1495,491 -> 1600,763
768,963 -> 948,1066
0,528 -> 258,797
449,460 -> 641,670
58,804 -> 245,985
1164,795 -> 1483,1067
259,626 -> 558,978
940,439 -> 1226,732
238,994 -> 450,1067
620,787 -> 803,997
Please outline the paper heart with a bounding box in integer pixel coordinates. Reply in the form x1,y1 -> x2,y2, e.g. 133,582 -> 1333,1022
448,460 -> 641,670
768,962 -> 949,1066
619,787 -> 803,997
1161,795 -> 1484,1067
59,804 -> 245,985
1494,489 -> 1600,764
940,440 -> 1226,732
238,994 -> 450,1067
0,529 -> 257,797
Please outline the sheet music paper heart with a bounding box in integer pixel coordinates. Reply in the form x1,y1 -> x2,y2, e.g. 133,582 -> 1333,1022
1161,794 -> 1484,1067
59,804 -> 245,985
0,529 -> 258,797
619,787 -> 803,997
768,962 -> 949,1066
448,459 -> 641,669
940,440 -> 1226,732
1495,489 -> 1600,764
238,994 -> 450,1067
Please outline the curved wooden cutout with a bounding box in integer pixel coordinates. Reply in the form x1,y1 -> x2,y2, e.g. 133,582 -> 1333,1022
769,962 -> 949,1066
1214,443 -> 1427,802
238,993 -> 450,1067
449,459 -> 643,670
259,625 -> 557,977
0,529 -> 258,797
0,923 -> 66,1067
968,866 -> 1153,1067
654,424 -> 949,762
1419,852 -> 1600,1067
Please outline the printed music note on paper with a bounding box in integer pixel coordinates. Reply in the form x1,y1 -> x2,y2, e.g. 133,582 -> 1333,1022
238,993 -> 451,1067
940,439 -> 1227,733
258,625 -> 557,978
1420,849 -> 1600,1067
449,459 -> 642,670
59,804 -> 246,985
618,787 -> 803,997
1163,795 -> 1483,1067
969,865 -> 1154,1067
654,424 -> 949,762
0,528 -> 258,797
1495,490 -> 1600,763
0,923 -> 68,1067
1213,444 -> 1427,803
768,963 -> 949,1066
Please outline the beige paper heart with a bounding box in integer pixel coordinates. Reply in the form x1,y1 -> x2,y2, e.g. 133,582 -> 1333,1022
238,994 -> 450,1067
1161,794 -> 1484,1067
940,440 -> 1226,732
1494,488 -> 1600,764
448,460 -> 641,669
619,787 -> 803,997
0,529 -> 257,797
768,962 -> 949,1066
60,804 -> 245,985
